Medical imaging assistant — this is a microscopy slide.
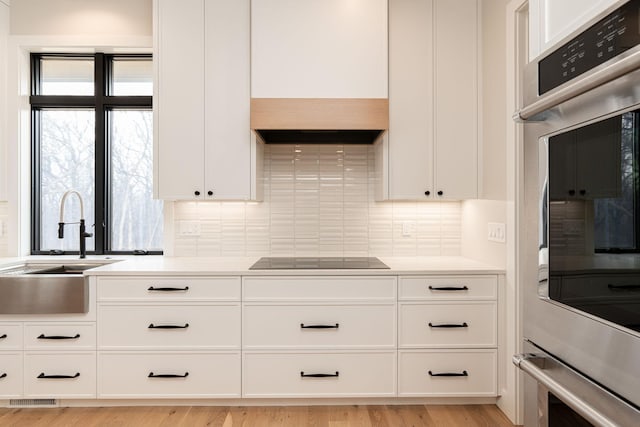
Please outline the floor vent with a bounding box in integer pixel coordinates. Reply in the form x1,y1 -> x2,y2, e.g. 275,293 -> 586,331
9,399 -> 57,407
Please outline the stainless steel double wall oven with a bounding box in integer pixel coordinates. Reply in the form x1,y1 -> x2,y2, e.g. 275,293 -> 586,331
516,1 -> 640,425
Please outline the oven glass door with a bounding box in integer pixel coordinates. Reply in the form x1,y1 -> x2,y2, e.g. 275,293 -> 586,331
547,109 -> 640,334
548,393 -> 593,427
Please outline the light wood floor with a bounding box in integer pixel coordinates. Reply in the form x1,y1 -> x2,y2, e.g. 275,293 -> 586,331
0,405 -> 514,426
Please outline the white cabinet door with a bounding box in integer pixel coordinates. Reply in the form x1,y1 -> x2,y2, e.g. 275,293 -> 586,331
433,0 -> 478,200
385,0 -> 478,200
388,0 -> 434,200
529,0 -> 620,60
251,0 -> 388,98
204,0 -> 252,199
0,352 -> 22,398
155,0 -> 205,199
155,0 -> 259,200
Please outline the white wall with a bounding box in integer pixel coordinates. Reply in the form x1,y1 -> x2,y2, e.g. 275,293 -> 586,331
10,0 -> 151,36
461,199 -> 507,268
481,0 -> 509,201
0,201 -> 7,256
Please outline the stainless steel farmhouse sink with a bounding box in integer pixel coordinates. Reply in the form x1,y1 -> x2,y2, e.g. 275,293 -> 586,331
0,262 -> 110,314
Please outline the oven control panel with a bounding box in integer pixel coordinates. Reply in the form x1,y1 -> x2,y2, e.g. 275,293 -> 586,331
539,0 -> 640,95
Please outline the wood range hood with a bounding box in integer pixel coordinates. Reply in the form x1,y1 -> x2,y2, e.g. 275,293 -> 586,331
250,98 -> 389,144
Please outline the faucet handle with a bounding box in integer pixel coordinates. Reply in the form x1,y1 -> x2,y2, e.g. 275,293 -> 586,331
57,222 -> 65,239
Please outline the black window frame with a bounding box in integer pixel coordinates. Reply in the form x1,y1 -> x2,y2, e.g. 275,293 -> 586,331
30,52 -> 161,255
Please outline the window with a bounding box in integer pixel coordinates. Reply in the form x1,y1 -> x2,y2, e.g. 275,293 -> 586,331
31,53 -> 162,255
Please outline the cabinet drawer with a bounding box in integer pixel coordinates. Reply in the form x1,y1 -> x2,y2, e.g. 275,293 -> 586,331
24,352 -> 96,398
399,302 -> 497,348
0,323 -> 22,350
243,304 -> 395,349
398,350 -> 497,396
98,352 -> 240,398
243,351 -> 396,397
98,304 -> 240,349
399,276 -> 497,300
97,277 -> 240,301
0,352 -> 23,398
243,277 -> 396,301
24,323 -> 95,350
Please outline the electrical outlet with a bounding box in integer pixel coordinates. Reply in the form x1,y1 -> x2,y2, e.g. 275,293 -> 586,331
402,221 -> 415,237
178,220 -> 201,236
488,222 -> 506,243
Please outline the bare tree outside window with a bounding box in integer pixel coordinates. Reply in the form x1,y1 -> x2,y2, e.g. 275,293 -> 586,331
31,54 -> 162,255
110,110 -> 162,250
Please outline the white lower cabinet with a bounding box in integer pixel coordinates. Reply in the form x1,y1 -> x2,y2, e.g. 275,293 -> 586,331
96,275 -> 242,399
242,276 -> 398,398
98,352 -> 240,398
398,275 -> 499,398
243,304 -> 396,349
243,351 -> 396,397
24,323 -> 96,351
24,352 -> 96,398
0,320 -> 96,399
398,349 -> 497,396
399,302 -> 497,348
98,304 -> 240,350
0,324 -> 23,350
0,352 -> 23,398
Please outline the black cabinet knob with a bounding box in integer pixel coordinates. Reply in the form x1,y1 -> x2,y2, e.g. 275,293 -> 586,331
579,189 -> 586,196
194,191 -> 201,196
207,191 -> 213,196
425,191 -> 431,196
568,190 -> 575,196
437,191 -> 443,196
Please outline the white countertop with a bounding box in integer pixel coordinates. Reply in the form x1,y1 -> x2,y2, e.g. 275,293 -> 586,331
0,255 -> 504,276
90,256 -> 503,276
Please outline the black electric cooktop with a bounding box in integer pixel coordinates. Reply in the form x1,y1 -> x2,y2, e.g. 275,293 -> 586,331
249,257 -> 389,270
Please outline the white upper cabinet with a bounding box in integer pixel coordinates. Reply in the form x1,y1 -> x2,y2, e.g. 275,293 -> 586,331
154,0 -> 262,200
0,1 -> 8,201
155,0 -> 205,200
251,0 -> 388,98
529,0 -> 620,60
384,0 -> 478,200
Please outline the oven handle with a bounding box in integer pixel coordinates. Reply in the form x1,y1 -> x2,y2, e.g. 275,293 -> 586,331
514,49 -> 640,122
513,353 -> 640,427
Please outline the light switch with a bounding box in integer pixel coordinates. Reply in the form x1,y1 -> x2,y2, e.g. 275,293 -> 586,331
488,222 -> 506,243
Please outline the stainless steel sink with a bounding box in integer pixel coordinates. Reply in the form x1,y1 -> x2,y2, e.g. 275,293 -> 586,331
0,261 -> 112,315
26,264 -> 102,275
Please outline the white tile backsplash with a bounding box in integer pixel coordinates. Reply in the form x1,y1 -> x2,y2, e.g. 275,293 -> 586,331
172,145 -> 461,257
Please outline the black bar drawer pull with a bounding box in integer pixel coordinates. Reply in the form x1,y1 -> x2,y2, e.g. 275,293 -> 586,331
148,323 -> 189,329
0,334 -> 6,340
428,285 -> 469,291
608,284 -> 640,290
148,286 -> 189,292
37,334 -> 80,340
148,372 -> 189,378
38,372 -> 80,379
428,322 -> 469,328
300,371 -> 339,378
0,373 -> 6,379
428,370 -> 468,377
300,323 -> 339,329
